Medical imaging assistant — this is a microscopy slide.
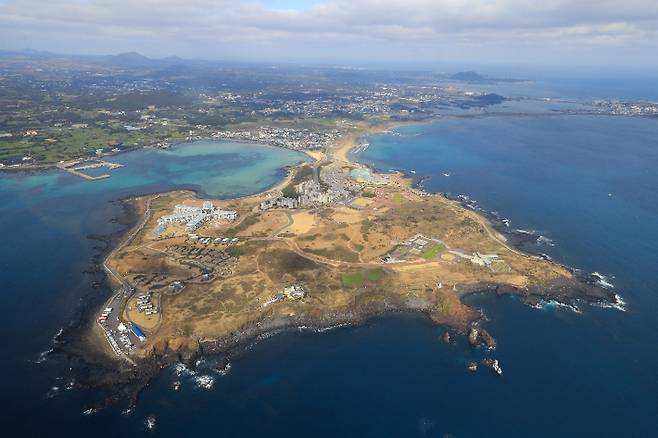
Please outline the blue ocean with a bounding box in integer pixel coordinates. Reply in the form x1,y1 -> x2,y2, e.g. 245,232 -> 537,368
2,103 -> 658,434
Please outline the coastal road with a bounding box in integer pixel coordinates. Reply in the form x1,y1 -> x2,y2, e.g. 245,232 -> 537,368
103,194 -> 161,286
98,194 -> 161,364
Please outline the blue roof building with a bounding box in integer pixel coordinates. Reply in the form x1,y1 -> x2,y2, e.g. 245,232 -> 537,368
131,325 -> 146,341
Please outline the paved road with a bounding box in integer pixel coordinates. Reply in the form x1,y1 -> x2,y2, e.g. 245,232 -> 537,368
97,194 -> 160,364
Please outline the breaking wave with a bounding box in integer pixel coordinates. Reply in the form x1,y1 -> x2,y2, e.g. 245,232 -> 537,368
531,300 -> 582,314
194,375 -> 215,390
34,328 -> 64,363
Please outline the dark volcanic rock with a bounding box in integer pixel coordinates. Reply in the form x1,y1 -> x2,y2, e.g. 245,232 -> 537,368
467,326 -> 496,350
479,328 -> 497,350
214,357 -> 230,374
468,327 -> 479,346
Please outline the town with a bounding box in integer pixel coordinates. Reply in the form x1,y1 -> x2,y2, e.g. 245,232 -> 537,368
0,51 -> 523,168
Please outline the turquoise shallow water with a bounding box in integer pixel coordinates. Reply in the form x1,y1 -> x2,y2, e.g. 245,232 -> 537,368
0,140 -> 308,433
0,140 -> 306,199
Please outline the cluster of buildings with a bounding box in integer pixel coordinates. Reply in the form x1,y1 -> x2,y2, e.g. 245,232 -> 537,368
591,100 -> 658,117
260,195 -> 299,210
450,251 -> 502,270
282,285 -> 306,299
296,180 -> 348,207
217,85 -> 463,120
262,285 -> 307,308
260,164 -> 367,212
135,292 -> 158,316
259,180 -> 349,211
158,201 -> 237,232
189,234 -> 239,245
212,126 -> 341,151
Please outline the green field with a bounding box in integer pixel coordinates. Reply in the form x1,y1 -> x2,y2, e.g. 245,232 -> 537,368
420,243 -> 446,260
341,268 -> 385,288
392,193 -> 404,204
365,268 -> 385,281
0,124 -> 187,164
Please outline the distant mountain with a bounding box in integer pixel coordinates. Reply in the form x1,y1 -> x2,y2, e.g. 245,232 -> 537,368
162,55 -> 185,64
103,52 -> 154,68
450,71 -> 486,82
100,52 -> 194,70
0,49 -> 202,73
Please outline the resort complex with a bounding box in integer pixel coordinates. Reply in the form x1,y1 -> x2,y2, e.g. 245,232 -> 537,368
158,201 -> 238,232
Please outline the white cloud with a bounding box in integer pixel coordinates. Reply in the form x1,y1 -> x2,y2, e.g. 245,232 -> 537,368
1,0 -> 657,65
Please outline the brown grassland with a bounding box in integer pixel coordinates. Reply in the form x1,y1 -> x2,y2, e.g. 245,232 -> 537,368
106,154 -> 600,359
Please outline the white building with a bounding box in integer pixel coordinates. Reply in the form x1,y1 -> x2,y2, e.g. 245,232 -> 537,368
260,196 -> 298,210
158,201 -> 237,232
283,285 -> 306,300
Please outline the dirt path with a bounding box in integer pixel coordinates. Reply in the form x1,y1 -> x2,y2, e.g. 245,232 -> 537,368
270,211 -> 294,237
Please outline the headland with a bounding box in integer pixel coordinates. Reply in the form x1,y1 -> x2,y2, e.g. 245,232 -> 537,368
83,122 -> 620,404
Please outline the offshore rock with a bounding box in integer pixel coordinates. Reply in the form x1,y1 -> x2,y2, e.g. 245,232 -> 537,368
468,326 -> 496,350
479,329 -> 497,350
468,327 -> 479,346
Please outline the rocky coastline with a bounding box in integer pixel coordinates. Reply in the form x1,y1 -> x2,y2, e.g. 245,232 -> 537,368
75,293 -> 478,411
436,191 -> 620,308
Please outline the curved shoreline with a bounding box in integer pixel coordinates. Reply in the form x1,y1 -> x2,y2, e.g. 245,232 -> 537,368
0,111 -> 647,177
0,138 -> 319,178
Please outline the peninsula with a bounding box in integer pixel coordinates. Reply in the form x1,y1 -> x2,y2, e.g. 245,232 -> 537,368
89,123 -> 618,383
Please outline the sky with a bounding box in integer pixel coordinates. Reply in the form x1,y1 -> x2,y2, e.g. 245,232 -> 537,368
1,0 -> 657,68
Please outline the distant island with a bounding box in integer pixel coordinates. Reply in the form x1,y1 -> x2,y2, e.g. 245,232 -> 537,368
450,70 -> 526,83
451,71 -> 487,81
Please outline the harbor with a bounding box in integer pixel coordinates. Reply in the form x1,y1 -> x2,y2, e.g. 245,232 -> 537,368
57,159 -> 124,181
